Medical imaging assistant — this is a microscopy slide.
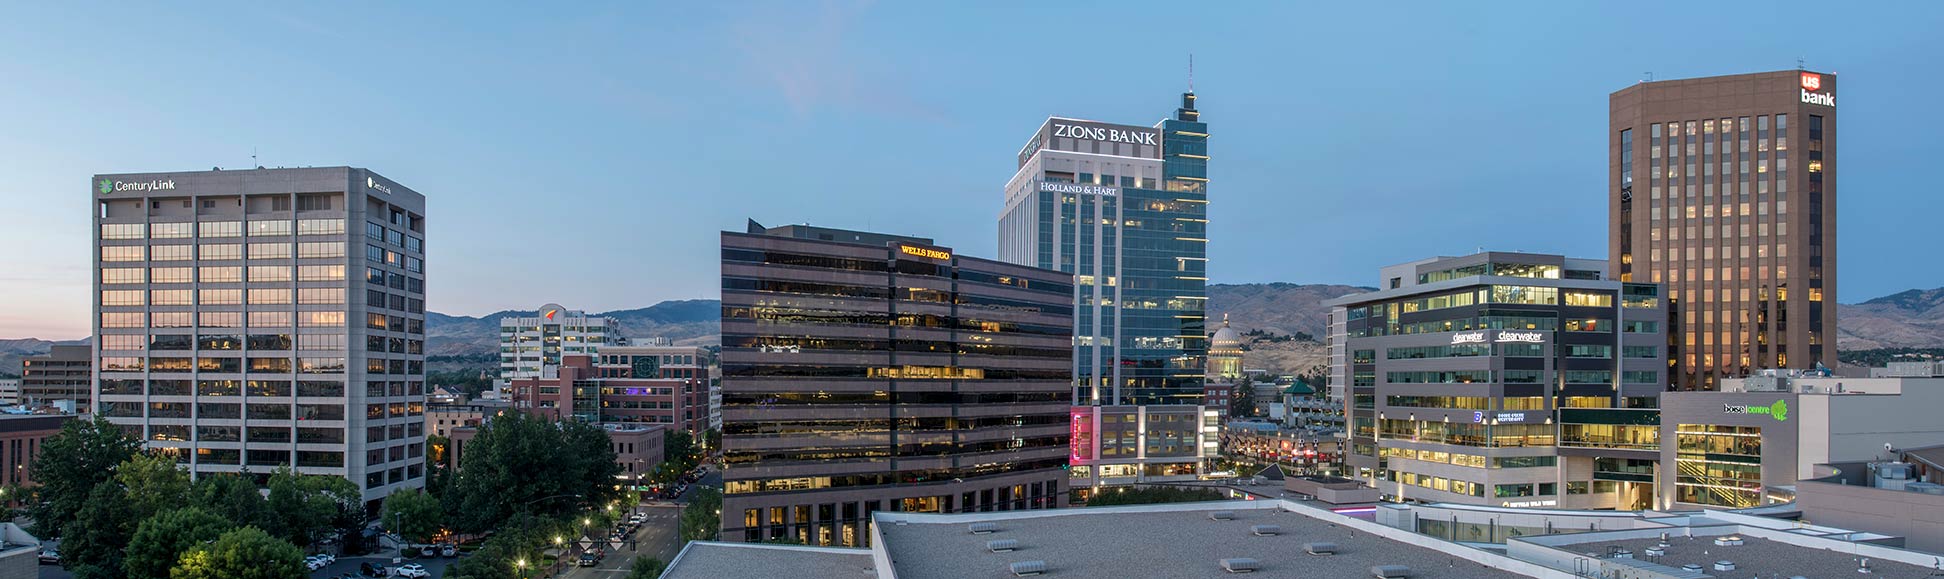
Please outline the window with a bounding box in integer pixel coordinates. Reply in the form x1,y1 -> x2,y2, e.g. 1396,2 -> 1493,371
297,335 -> 345,351
299,358 -> 346,374
366,222 -> 386,241
150,222 -> 193,239
298,242 -> 344,259
248,266 -> 291,282
199,221 -> 242,238
150,290 -> 192,306
247,288 -> 291,305
102,312 -> 145,328
299,312 -> 345,327
249,242 -> 292,260
151,245 -> 193,261
198,312 -> 242,328
101,246 -> 144,262
405,257 -> 422,273
1562,291 -> 1613,308
101,223 -> 145,240
298,265 -> 344,281
199,289 -> 242,305
406,237 -> 421,253
248,220 -> 292,236
151,267 -> 192,283
198,266 -> 242,283
297,218 -> 345,236
249,311 -> 292,327
367,245 -> 384,262
101,335 -> 146,350
368,313 -> 388,330
297,288 -> 345,305
101,290 -> 145,306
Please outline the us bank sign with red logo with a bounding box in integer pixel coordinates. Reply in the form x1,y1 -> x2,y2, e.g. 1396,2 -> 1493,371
1800,72 -> 1834,107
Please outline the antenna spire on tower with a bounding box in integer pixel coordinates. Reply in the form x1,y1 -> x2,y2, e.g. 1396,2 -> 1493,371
1188,54 -> 1195,92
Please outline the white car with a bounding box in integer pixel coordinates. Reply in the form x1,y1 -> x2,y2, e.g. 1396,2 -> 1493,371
393,563 -> 430,578
305,557 -> 327,571
314,554 -> 336,565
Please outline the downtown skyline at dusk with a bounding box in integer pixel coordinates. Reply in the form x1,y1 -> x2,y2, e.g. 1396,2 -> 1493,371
4,2 -> 1944,339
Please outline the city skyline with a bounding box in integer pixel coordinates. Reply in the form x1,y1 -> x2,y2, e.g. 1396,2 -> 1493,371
7,2 -> 1944,340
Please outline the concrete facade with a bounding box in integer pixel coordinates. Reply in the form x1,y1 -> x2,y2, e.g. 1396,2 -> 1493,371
19,345 -> 90,411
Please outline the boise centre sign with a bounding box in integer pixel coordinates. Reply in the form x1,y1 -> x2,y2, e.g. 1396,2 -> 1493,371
1724,399 -> 1790,421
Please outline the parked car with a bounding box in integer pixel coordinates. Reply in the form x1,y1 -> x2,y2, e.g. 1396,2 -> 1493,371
360,562 -> 389,577
314,553 -> 337,565
439,543 -> 457,558
579,552 -> 599,567
37,549 -> 58,565
393,563 -> 430,578
305,556 -> 328,571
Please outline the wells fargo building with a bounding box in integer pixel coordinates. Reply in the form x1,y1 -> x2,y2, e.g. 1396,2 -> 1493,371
718,223 -> 1073,546
1610,70 -> 1837,390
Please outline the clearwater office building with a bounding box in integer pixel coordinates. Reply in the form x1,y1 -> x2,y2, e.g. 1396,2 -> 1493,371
92,167 -> 429,508
999,92 -> 1217,490
1328,252 -> 1666,510
718,222 -> 1073,547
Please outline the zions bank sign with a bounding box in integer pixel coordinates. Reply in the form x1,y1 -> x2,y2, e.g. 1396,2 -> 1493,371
1052,122 -> 1159,146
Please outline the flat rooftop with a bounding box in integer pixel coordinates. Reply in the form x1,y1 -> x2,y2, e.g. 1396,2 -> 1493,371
660,542 -> 873,579
877,503 -> 1533,579
1552,534 -> 1938,578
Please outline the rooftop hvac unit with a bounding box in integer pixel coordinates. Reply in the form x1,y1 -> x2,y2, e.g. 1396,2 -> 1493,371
1713,561 -> 1736,571
1712,536 -> 1744,546
969,522 -> 998,535
1209,511 -> 1236,521
1250,525 -> 1281,536
1905,482 -> 1944,495
1370,564 -> 1412,578
1876,462 -> 1913,480
986,539 -> 1020,553
1008,560 -> 1047,576
1220,558 -> 1259,573
1681,564 -> 1703,573
1304,542 -> 1338,555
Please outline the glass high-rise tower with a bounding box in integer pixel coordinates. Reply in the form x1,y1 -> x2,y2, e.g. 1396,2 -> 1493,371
1000,93 -> 1214,488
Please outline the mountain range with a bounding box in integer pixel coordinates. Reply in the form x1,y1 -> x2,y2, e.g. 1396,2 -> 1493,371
8,285 -> 1944,375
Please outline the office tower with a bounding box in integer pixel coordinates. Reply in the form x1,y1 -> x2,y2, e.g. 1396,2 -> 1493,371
20,345 -> 91,411
720,222 -> 1072,546
92,167 -> 428,507
497,304 -> 619,393
1610,70 -> 1837,390
509,344 -> 712,435
999,92 -> 1214,490
1329,252 -> 1665,510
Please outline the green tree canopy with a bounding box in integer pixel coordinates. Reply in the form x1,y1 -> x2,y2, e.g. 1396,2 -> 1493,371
263,467 -> 361,546
443,412 -> 623,533
381,488 -> 443,544
117,453 -> 192,519
168,527 -> 306,579
680,486 -> 721,542
189,472 -> 270,530
60,483 -> 137,577
123,507 -> 234,579
26,417 -> 140,536
627,557 -> 667,579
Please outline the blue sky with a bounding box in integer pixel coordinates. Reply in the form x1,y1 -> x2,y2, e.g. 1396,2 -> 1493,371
3,1 -> 1941,339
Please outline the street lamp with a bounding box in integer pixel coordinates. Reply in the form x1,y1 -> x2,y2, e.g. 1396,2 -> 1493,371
515,558 -> 528,579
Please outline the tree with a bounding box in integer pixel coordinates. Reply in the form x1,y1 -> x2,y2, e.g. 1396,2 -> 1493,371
60,483 -> 137,578
381,488 -> 443,544
123,507 -> 233,579
679,486 -> 720,542
169,527 -> 306,579
26,417 -> 140,536
263,467 -> 361,547
117,454 -> 192,518
443,412 -> 622,533
189,473 -> 269,530
1231,381 -> 1257,418
664,430 -> 698,473
701,428 -> 721,454
626,557 -> 666,579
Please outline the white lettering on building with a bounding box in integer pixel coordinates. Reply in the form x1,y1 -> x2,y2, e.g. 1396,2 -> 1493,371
1495,331 -> 1544,344
367,176 -> 393,195
1038,181 -> 1120,197
1451,332 -> 1488,345
1052,123 -> 1159,146
113,180 -> 177,193
1800,89 -> 1835,107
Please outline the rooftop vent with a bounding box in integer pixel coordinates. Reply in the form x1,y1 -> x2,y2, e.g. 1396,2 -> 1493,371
1643,546 -> 1666,557
1009,560 -> 1047,576
1712,535 -> 1744,546
1305,542 -> 1338,556
970,522 -> 999,535
1220,558 -> 1259,573
1681,564 -> 1703,573
1712,561 -> 1735,571
1209,511 -> 1236,521
987,539 -> 1020,553
1251,525 -> 1281,536
1370,564 -> 1411,578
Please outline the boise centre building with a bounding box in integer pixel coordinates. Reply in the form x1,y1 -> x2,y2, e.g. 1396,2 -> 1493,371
1329,252 -> 1666,510
92,167 -> 429,508
999,92 -> 1217,490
